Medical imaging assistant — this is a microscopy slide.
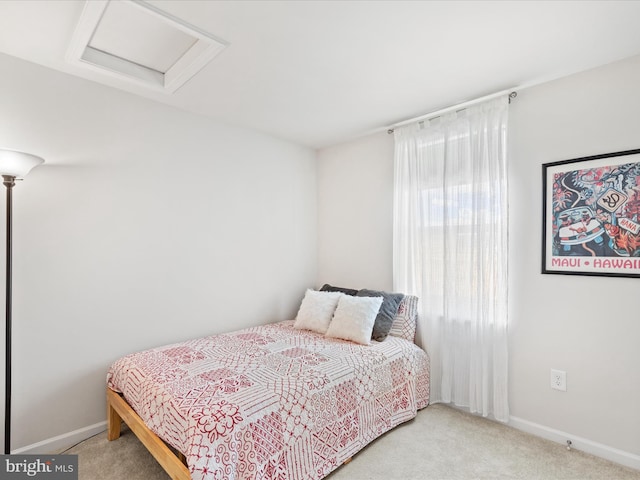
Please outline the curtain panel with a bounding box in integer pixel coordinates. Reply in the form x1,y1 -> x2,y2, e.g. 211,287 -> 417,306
393,97 -> 509,421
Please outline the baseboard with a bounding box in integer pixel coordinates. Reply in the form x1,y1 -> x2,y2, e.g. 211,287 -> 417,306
12,421 -> 107,455
509,415 -> 640,471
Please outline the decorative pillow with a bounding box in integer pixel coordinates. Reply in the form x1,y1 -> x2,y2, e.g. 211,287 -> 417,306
325,295 -> 383,345
319,283 -> 358,296
356,289 -> 404,342
388,295 -> 418,342
293,290 -> 343,334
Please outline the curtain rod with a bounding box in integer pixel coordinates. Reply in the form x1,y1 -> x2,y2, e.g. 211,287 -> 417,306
387,89 -> 517,134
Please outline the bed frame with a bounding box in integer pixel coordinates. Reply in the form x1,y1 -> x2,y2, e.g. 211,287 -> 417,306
106,387 -> 353,480
107,388 -> 190,480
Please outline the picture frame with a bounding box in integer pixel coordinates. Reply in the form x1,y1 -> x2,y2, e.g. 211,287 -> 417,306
542,149 -> 640,278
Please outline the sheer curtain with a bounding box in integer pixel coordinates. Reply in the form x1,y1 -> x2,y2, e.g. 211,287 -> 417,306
393,97 -> 509,421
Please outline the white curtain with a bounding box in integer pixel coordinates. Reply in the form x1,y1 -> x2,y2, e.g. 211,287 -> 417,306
393,97 -> 509,421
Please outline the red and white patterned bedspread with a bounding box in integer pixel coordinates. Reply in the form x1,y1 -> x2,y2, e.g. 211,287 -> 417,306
107,320 -> 430,480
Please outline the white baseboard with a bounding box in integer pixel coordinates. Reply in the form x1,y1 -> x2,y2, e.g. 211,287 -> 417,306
12,421 -> 107,455
509,415 -> 640,471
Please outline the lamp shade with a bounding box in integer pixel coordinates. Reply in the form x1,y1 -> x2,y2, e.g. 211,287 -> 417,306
0,149 -> 45,177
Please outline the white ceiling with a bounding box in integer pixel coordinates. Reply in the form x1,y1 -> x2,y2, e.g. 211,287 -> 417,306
1,0 -> 640,149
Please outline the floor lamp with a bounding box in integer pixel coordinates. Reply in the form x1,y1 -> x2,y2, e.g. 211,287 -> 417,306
0,149 -> 44,455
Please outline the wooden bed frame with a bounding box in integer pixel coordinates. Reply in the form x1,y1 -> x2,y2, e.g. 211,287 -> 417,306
107,387 -> 353,480
107,388 -> 190,480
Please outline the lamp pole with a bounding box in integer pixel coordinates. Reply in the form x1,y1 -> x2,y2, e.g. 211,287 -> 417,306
3,175 -> 13,455
0,149 -> 44,455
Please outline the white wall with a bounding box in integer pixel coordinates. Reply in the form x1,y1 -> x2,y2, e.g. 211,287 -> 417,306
507,54 -> 640,465
317,55 -> 640,466
0,53 -> 317,452
317,131 -> 395,292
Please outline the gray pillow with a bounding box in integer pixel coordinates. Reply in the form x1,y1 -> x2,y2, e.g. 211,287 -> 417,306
356,289 -> 404,341
320,283 -> 358,296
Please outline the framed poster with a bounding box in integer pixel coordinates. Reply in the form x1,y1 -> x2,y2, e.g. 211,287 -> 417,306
542,149 -> 640,277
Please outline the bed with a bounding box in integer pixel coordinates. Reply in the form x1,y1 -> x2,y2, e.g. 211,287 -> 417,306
106,293 -> 429,480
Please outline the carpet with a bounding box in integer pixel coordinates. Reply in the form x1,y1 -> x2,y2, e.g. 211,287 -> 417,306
65,404 -> 640,479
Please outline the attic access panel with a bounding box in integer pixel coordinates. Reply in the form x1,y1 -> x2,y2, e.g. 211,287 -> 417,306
67,0 -> 228,93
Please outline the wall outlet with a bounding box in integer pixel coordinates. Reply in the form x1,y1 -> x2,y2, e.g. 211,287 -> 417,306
551,369 -> 567,391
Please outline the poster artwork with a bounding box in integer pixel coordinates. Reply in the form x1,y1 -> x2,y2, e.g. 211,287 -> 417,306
548,157 -> 640,276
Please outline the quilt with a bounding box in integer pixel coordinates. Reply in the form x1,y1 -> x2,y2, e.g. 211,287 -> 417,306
107,320 -> 430,480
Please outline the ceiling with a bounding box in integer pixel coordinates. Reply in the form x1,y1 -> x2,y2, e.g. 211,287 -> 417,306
1,0 -> 640,150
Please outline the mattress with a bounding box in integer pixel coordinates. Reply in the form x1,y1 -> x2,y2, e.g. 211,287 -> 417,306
107,319 -> 429,480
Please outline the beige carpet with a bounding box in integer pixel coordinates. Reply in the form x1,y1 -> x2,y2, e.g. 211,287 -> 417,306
65,404 -> 640,479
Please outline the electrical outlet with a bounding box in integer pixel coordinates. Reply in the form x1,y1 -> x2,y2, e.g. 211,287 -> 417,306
551,369 -> 566,391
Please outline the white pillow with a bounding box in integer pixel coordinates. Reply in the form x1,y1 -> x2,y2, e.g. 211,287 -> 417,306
293,289 -> 343,334
325,295 -> 383,345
